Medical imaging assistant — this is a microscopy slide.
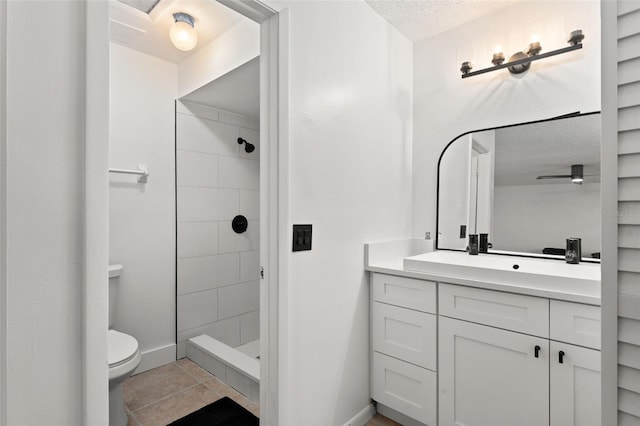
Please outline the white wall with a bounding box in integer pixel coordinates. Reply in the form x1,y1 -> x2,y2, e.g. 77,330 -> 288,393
176,101 -> 260,358
4,1 -> 86,423
0,0 -> 7,420
177,19 -> 260,99
413,0 -> 601,238
492,183 -> 601,255
280,2 -> 414,424
438,134 -> 471,249
109,43 -> 177,373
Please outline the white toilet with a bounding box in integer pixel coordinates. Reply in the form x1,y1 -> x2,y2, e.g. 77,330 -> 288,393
108,264 -> 141,426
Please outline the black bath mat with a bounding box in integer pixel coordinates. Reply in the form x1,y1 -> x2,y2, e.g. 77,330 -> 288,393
168,397 -> 258,426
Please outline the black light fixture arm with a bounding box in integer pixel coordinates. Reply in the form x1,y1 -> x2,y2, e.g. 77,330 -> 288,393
462,43 -> 582,79
460,29 -> 584,79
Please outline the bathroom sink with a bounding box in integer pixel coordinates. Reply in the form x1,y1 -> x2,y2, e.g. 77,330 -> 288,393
403,251 -> 600,293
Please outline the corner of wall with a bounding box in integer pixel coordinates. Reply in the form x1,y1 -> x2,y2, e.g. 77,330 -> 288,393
0,0 -> 7,422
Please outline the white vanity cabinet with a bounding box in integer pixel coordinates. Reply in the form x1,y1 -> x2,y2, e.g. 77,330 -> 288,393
438,316 -> 550,426
438,284 -> 601,426
369,272 -> 601,426
549,341 -> 601,426
371,273 -> 438,426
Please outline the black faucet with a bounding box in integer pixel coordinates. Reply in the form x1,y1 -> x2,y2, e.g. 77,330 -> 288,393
565,238 -> 582,264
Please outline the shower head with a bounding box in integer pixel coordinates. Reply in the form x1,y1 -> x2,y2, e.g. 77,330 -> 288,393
237,137 -> 255,154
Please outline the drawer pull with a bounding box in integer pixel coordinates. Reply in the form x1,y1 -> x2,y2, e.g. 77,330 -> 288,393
534,345 -> 541,358
559,350 -> 565,364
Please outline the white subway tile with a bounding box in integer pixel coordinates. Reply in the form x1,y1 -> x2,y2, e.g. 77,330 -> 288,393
177,101 -> 220,121
240,251 -> 260,282
219,157 -> 259,190
226,367 -> 252,397
179,316 -> 241,347
219,111 -> 259,130
239,190 -> 260,220
219,220 -> 259,253
177,342 -> 187,359
177,289 -> 218,332
177,150 -> 219,188
218,281 -> 259,320
177,253 -> 239,295
177,222 -> 219,259
177,187 -> 238,222
240,310 -> 260,344
249,380 -> 260,402
239,128 -> 260,160
205,356 -> 227,380
186,344 -> 206,366
177,113 -> 239,156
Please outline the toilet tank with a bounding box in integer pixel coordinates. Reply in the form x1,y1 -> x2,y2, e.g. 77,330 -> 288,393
108,264 -> 123,329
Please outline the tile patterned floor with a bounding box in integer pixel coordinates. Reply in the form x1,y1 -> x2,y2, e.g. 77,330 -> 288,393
123,358 -> 398,426
123,359 -> 259,426
365,414 -> 402,426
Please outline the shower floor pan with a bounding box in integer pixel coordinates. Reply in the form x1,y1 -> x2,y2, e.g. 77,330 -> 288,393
187,335 -> 260,402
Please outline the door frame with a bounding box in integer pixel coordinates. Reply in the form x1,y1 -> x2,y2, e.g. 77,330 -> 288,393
218,1 -> 289,424
83,1 -> 288,424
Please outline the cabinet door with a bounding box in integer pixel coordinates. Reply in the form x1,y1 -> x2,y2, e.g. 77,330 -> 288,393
372,302 -> 437,370
550,341 -> 601,426
372,352 -> 437,426
439,317 -> 549,426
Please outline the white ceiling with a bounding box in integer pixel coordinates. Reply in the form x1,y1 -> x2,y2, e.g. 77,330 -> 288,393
118,0 -> 160,14
493,114 -> 601,186
111,0 -> 245,64
364,0 -> 521,42
181,57 -> 260,117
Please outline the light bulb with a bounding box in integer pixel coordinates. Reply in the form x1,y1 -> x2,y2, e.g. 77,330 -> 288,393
170,13 -> 198,51
531,34 -> 540,43
493,45 -> 502,54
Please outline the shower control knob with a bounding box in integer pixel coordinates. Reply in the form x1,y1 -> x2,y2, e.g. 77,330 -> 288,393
232,215 -> 248,234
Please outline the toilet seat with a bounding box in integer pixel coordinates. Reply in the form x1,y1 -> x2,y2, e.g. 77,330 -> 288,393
108,329 -> 139,368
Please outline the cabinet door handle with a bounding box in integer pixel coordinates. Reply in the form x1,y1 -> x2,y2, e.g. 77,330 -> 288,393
558,350 -> 565,364
534,345 -> 541,358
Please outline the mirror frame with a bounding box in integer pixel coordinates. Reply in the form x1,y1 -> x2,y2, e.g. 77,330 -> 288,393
435,110 -> 601,262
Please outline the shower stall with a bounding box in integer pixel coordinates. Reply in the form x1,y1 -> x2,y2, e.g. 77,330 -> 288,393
175,58 -> 261,402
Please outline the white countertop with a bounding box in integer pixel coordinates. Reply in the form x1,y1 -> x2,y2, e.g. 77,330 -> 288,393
364,240 -> 601,306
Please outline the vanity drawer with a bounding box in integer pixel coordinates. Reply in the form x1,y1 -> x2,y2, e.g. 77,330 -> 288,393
372,302 -> 436,370
372,273 -> 436,313
372,351 -> 437,426
550,300 -> 601,350
439,283 -> 549,337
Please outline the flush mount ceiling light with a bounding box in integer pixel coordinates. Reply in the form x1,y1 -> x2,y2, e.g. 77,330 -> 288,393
169,12 -> 198,51
460,29 -> 584,79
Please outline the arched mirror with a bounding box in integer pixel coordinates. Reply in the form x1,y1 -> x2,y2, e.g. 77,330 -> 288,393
436,112 -> 601,262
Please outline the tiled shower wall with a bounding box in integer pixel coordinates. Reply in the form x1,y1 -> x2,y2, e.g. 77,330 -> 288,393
176,100 -> 260,358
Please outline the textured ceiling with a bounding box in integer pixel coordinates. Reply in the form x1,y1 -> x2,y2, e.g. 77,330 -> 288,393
365,0 -> 521,42
494,114 -> 601,186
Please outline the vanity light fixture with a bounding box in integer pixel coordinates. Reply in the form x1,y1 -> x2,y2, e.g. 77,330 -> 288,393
460,29 -> 584,79
169,12 -> 198,51
460,61 -> 473,75
492,46 -> 505,66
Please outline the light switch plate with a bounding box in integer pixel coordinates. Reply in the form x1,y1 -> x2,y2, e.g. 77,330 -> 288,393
292,224 -> 312,251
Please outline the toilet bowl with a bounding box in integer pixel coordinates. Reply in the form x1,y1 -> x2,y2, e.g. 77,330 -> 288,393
109,329 -> 141,426
108,264 -> 141,426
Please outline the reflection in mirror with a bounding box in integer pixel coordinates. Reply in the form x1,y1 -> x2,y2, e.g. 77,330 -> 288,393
437,113 -> 601,261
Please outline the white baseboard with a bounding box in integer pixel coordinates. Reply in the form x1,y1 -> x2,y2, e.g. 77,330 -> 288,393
343,403 -> 375,426
377,404 -> 427,426
133,343 -> 176,374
